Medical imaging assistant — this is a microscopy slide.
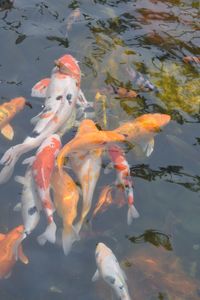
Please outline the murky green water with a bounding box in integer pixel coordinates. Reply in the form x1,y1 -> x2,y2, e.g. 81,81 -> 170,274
0,0 -> 200,299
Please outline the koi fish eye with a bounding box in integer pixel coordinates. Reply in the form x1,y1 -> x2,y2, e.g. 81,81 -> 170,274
50,143 -> 55,148
66,94 -> 72,101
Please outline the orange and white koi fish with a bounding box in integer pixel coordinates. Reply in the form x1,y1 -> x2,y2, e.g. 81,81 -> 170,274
107,144 -> 139,225
0,97 -> 26,140
70,120 -> 102,234
114,113 -> 171,157
51,168 -> 79,255
0,225 -> 28,279
92,242 -> 131,300
57,119 -> 125,171
24,134 -> 61,245
93,185 -> 113,218
0,54 -> 82,184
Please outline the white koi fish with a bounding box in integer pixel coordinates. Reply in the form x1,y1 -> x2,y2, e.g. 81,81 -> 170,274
70,119 -> 102,234
92,242 -> 131,300
14,168 -> 41,241
0,54 -> 82,184
24,134 -> 61,245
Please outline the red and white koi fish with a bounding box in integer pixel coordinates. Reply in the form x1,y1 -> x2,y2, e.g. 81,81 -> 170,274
24,134 -> 61,245
92,243 -> 131,300
0,54 -> 82,184
69,119 -> 102,234
106,144 -> 139,225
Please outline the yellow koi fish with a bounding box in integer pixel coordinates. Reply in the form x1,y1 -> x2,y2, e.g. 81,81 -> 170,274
114,113 -> 171,157
51,168 -> 79,255
57,119 -> 125,171
0,97 -> 26,140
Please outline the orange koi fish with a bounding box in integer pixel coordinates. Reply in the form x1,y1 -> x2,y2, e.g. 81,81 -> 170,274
107,144 -> 139,225
0,55 -> 82,184
70,120 -> 102,234
0,97 -> 26,140
93,185 -> 113,218
23,135 -> 61,245
0,225 -> 28,279
183,56 -> 200,64
51,168 -> 79,255
57,119 -> 125,171
114,113 -> 171,157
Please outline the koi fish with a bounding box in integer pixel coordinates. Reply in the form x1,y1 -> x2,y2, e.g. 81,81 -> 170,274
0,97 -> 26,140
57,119 -> 126,171
70,119 -> 102,234
183,56 -> 200,64
126,66 -> 155,91
51,168 -> 79,255
0,54 -> 82,184
107,144 -> 139,225
14,168 -> 41,241
93,185 -> 113,218
92,242 -> 131,300
66,8 -> 81,34
114,113 -> 171,157
24,134 -> 61,245
0,225 -> 28,279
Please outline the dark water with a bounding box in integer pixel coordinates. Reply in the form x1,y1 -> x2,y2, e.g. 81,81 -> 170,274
0,0 -> 200,299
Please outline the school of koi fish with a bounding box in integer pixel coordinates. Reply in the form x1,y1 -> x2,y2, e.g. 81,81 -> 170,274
0,53 -> 171,299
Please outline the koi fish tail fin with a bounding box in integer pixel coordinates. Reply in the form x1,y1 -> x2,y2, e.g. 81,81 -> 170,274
127,204 -> 139,225
62,225 -> 80,256
37,221 -> 57,245
0,143 -> 31,184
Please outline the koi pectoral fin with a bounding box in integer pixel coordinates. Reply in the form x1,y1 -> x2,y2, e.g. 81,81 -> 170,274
18,244 -> 29,264
1,124 -> 14,140
92,269 -> 100,282
31,78 -> 50,98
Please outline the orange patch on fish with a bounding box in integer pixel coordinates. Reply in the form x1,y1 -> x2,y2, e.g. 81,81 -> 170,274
93,185 -> 113,217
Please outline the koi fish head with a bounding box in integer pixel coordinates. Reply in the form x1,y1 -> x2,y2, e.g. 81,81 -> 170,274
54,54 -> 81,86
10,97 -> 26,111
95,242 -> 112,261
137,113 -> 171,133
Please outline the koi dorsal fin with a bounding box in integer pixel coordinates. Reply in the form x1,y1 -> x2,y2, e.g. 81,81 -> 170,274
77,119 -> 98,136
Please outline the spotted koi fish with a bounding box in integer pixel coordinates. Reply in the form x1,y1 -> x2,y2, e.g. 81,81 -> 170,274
126,66 -> 155,91
106,144 -> 139,225
92,242 -> 131,300
0,225 -> 28,279
23,134 -> 61,245
0,97 -> 26,140
0,54 -> 84,184
14,168 -> 41,241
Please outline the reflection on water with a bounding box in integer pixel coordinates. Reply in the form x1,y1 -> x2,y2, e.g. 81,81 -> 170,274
0,0 -> 200,299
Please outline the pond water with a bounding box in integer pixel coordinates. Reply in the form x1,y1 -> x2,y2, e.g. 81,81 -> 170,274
0,0 -> 199,299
